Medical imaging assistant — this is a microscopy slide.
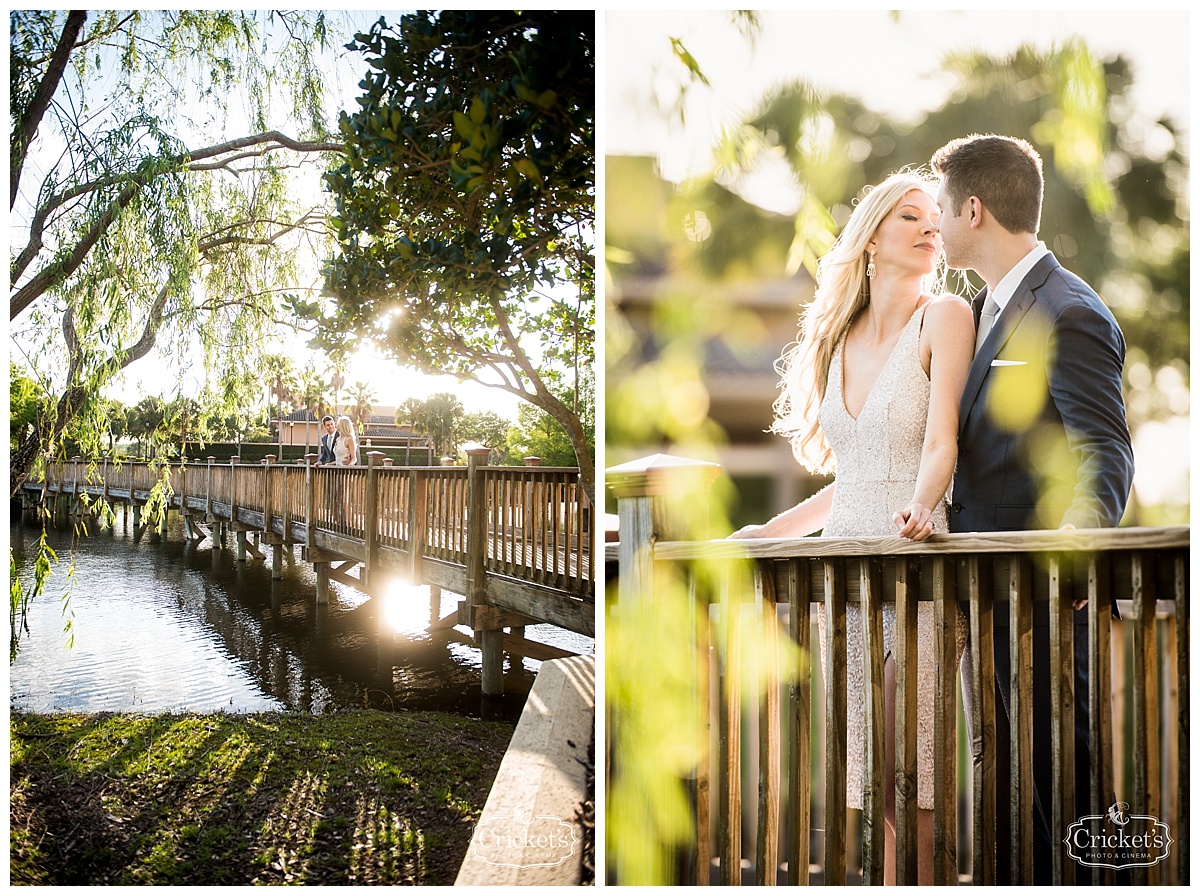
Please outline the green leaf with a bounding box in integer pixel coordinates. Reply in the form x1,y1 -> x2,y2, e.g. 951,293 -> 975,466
514,158 -> 540,180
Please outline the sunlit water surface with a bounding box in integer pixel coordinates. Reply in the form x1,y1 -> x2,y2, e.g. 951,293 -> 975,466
10,510 -> 592,721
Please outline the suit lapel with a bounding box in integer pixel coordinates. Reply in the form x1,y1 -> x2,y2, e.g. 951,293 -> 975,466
958,254 -> 1059,432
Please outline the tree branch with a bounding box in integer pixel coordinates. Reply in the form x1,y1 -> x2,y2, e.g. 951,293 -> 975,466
11,10 -> 88,210
10,131 -> 345,317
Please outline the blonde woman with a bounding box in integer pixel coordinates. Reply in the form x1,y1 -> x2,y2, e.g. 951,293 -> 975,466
333,416 -> 358,466
733,170 -> 974,884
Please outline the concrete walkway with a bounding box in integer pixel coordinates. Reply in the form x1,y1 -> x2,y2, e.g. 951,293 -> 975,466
456,654 -> 595,886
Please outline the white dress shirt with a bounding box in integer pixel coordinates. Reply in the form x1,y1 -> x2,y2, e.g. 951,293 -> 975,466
989,241 -> 1050,314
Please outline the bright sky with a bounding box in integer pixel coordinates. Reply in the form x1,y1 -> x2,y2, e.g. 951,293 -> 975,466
606,9 -> 1189,181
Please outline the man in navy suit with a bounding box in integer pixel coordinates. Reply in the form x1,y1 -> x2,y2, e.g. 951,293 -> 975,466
316,415 -> 338,466
931,135 -> 1135,883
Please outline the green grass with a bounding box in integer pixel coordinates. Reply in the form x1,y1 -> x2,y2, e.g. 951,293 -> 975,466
10,709 -> 514,885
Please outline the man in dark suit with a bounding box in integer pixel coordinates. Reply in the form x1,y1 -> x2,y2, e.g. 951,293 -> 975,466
931,134 -> 1135,883
316,415 -> 338,466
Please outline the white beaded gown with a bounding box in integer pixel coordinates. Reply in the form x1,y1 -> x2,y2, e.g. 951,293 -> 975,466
816,302 -> 969,810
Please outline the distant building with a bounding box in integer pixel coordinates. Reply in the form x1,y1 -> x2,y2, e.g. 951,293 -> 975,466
271,406 -> 434,461
607,155 -> 829,527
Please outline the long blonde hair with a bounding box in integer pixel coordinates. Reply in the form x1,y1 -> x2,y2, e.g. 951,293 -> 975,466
335,416 -> 358,464
771,170 -> 943,473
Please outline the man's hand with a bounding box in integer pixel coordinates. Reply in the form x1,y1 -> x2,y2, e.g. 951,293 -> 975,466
1060,522 -> 1089,609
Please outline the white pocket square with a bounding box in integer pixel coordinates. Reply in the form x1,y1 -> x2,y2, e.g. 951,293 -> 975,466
991,359 -> 1027,367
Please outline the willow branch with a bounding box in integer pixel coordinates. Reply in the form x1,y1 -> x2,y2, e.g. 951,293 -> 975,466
11,10 -> 88,210
11,130 -> 344,303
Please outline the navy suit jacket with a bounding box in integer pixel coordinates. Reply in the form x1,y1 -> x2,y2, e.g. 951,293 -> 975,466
318,431 -> 339,465
950,253 -> 1134,533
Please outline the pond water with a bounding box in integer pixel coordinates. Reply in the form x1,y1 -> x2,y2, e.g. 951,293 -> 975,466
9,506 -> 592,722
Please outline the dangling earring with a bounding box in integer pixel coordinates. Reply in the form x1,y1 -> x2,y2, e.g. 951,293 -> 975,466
866,251 -> 876,280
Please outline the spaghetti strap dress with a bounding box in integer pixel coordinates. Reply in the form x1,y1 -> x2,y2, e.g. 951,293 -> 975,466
816,302 -> 970,810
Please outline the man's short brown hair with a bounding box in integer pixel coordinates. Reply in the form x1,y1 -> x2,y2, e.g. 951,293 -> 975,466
321,415 -> 334,424
931,134 -> 1043,235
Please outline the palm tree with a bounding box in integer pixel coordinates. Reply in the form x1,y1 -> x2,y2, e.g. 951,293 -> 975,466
348,380 -> 377,429
296,365 -> 329,452
129,395 -> 166,459
326,359 -> 347,417
262,354 -> 298,454
418,392 -> 464,458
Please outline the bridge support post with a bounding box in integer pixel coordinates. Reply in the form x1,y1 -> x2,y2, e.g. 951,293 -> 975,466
271,543 -> 284,579
429,585 -> 441,623
481,629 -> 505,696
315,562 -> 330,604
236,530 -> 247,562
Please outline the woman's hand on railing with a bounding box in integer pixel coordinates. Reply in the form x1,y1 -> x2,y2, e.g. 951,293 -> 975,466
892,502 -> 936,541
729,523 -> 765,539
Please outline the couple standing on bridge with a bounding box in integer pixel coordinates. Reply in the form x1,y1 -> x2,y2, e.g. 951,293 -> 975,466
316,415 -> 360,468
316,415 -> 360,526
733,134 -> 1135,884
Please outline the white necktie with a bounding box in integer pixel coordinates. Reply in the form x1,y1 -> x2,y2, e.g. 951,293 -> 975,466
974,294 -> 1000,355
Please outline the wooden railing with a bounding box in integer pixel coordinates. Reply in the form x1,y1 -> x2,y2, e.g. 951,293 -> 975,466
607,455 -> 1189,886
22,451 -> 595,647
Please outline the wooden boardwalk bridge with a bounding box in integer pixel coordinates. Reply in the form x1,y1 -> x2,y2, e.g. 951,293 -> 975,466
19,448 -> 594,695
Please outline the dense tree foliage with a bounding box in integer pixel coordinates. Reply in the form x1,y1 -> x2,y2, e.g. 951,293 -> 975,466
504,371 -> 595,467
458,411 -> 513,459
303,10 -> 595,495
407,392 -> 464,459
9,10 -> 344,495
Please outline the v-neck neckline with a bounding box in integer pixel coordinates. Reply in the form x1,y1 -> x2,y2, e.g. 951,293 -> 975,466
839,304 -> 923,422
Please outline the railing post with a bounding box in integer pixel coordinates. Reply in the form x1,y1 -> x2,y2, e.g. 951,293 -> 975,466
101,454 -> 110,506
466,447 -> 503,696
230,456 -> 246,562
1131,552 -> 1160,886
606,454 -> 723,882
263,454 -> 274,537
364,451 -> 385,590
206,457 -> 215,522
606,454 -> 723,606
158,462 -> 170,536
229,455 -> 240,525
304,454 -> 316,552
407,469 -> 429,585
282,463 -> 291,545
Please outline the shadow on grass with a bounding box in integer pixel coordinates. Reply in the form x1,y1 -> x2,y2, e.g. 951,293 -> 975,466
10,709 -> 514,885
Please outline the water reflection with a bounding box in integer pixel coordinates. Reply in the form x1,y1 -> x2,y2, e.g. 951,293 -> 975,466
10,507 -> 591,722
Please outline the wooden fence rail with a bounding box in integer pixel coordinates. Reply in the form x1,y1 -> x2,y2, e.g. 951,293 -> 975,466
21,451 -> 595,694
607,455 -> 1188,886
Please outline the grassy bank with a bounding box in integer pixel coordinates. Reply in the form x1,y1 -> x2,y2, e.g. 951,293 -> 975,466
10,709 -> 515,885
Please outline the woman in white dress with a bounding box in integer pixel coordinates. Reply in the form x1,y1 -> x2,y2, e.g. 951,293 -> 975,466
334,416 -> 358,466
733,170 -> 974,883
333,415 -> 358,527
